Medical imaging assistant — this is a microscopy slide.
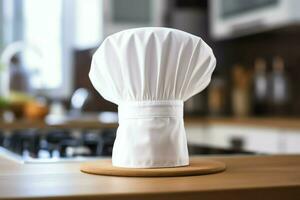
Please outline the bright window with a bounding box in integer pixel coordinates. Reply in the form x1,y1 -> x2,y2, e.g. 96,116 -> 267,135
23,0 -> 62,89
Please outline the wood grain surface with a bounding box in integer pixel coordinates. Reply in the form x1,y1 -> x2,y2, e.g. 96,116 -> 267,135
0,155 -> 300,200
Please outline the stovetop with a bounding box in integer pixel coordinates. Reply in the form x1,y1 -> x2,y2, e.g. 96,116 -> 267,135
0,128 -> 116,163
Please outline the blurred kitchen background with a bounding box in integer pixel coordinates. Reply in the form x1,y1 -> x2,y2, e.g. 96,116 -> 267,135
0,0 -> 300,163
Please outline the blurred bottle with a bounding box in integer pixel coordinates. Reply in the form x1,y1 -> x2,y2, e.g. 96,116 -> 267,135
268,56 -> 290,116
252,58 -> 268,116
231,64 -> 251,117
208,75 -> 226,116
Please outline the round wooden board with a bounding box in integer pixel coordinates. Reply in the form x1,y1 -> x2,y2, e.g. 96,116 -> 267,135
80,158 -> 226,177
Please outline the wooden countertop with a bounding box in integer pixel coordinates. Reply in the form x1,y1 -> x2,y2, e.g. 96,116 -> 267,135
0,119 -> 117,130
0,155 -> 299,200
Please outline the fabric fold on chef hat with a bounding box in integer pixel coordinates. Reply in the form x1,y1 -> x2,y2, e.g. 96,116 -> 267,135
90,27 -> 216,168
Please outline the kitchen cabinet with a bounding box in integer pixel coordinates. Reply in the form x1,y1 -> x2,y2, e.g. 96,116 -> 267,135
186,123 -> 300,154
210,0 -> 300,40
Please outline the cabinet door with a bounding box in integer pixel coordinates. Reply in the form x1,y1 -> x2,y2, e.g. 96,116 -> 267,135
207,125 -> 281,153
243,128 -> 280,154
186,124 -> 281,154
284,131 -> 300,153
186,125 -> 239,148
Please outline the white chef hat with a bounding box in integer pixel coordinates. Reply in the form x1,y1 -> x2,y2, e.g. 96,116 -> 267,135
90,27 -> 216,168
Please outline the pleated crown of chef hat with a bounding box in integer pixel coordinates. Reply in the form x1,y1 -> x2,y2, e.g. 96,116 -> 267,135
90,27 -> 216,168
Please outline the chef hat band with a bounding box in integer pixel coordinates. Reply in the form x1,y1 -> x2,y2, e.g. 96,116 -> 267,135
118,101 -> 183,120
